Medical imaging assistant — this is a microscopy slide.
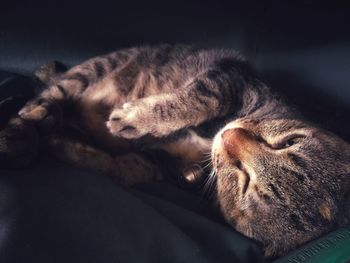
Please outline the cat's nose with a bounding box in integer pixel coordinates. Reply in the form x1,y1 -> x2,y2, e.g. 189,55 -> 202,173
222,128 -> 257,158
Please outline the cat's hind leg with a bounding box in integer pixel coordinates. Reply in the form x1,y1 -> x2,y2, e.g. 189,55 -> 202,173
46,135 -> 163,186
19,56 -> 111,130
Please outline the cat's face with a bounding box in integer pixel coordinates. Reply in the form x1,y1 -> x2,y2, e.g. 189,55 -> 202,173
211,117 -> 350,257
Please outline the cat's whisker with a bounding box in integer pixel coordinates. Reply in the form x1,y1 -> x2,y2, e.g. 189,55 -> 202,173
206,178 -> 217,200
200,154 -> 212,162
199,159 -> 211,167
200,169 -> 217,200
200,155 -> 211,161
202,152 -> 213,159
201,161 -> 213,170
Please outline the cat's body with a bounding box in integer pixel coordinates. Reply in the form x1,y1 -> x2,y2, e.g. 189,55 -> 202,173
5,45 -> 350,257
20,45 -> 258,183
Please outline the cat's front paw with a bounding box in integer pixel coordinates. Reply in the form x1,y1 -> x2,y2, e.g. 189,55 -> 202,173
107,106 -> 150,139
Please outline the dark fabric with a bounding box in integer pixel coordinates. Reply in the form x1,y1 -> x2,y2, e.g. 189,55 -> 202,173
0,158 -> 266,263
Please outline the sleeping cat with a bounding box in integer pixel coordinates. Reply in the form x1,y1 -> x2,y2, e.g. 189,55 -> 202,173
3,45 -> 350,257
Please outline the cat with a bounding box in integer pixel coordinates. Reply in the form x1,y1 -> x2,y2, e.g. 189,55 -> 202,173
2,44 -> 350,257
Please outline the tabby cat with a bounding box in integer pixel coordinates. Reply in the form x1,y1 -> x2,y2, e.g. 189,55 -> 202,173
5,45 -> 350,257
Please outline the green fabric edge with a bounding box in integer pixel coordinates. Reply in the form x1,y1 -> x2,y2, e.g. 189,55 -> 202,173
273,227 -> 350,263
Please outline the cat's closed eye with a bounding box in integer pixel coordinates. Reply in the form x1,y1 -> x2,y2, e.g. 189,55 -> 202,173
271,135 -> 305,150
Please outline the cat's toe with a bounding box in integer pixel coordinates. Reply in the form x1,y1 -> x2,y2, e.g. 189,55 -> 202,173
107,110 -> 145,139
19,101 -> 49,121
108,121 -> 141,139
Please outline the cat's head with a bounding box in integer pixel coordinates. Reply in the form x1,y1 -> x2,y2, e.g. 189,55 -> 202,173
211,117 -> 350,257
